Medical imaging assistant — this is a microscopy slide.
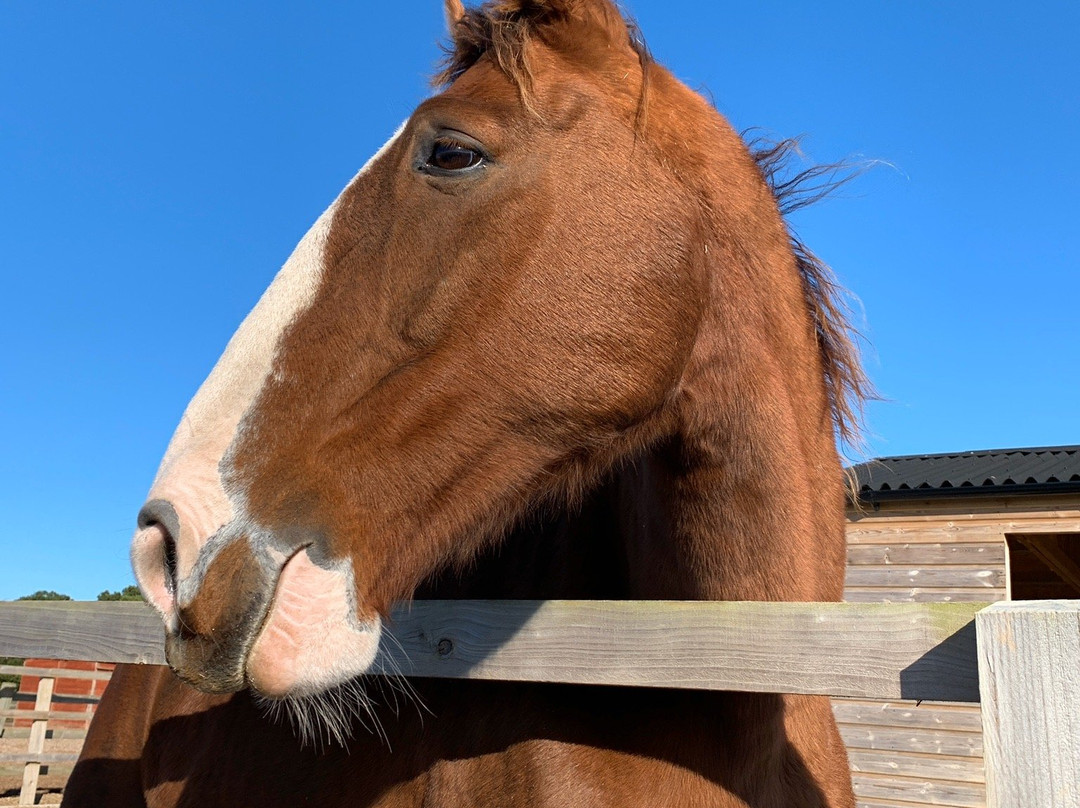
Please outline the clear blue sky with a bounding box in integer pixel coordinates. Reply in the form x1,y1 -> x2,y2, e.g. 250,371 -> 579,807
2,1 -> 1077,600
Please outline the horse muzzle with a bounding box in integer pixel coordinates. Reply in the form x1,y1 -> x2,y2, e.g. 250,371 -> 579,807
132,503 -> 279,692
133,502 -> 382,699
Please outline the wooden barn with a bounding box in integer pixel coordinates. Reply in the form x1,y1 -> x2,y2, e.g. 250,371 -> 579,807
839,444 -> 1080,808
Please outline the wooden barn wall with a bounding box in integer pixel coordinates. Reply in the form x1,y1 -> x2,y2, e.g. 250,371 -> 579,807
838,496 -> 1080,808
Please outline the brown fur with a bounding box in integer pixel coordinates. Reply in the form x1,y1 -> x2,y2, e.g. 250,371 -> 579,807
439,0 -> 652,127
67,2 -> 863,806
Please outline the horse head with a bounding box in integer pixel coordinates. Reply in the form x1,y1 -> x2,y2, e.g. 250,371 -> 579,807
132,0 -> 863,705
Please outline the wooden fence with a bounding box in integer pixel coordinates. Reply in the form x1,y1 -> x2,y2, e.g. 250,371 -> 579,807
0,662 -> 109,806
0,599 -> 1077,808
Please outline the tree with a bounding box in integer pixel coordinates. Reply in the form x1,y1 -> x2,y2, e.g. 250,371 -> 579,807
17,590 -> 71,601
97,585 -> 144,602
0,658 -> 23,684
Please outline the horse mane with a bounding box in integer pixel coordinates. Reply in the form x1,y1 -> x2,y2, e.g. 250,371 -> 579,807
438,2 -> 869,448
747,137 -> 872,447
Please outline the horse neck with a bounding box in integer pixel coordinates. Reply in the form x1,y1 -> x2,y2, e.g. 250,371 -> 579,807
419,417 -> 845,604
615,426 -> 846,603
623,236 -> 850,602
478,309 -> 846,604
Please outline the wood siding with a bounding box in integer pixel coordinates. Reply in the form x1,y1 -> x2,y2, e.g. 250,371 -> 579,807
839,496 -> 1080,808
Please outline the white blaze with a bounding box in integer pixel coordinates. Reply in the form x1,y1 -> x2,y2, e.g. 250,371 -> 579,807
133,122 -> 408,625
151,204 -> 336,579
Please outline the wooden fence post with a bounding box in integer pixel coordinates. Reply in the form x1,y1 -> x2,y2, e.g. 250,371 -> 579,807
0,680 -> 15,737
19,674 -> 55,806
977,600 -> 1080,808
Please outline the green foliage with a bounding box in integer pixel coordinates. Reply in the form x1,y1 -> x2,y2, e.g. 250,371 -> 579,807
0,656 -> 24,685
17,590 -> 72,601
97,585 -> 144,602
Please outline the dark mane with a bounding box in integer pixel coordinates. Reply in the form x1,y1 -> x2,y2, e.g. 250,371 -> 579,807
748,137 -> 871,447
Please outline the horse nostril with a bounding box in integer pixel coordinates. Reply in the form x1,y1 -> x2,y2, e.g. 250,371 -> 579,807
161,531 -> 178,595
138,499 -> 181,594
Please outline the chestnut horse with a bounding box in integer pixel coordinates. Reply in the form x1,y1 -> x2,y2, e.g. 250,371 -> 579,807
66,1 -> 866,806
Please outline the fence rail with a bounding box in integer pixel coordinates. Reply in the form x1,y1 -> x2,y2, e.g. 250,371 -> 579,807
0,753 -> 79,766
0,665 -> 113,682
0,599 -> 983,702
0,598 -> 1077,808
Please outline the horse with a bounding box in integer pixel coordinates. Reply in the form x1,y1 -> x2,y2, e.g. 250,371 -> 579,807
65,1 -> 867,805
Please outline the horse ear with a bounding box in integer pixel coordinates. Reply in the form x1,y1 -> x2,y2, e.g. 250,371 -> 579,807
444,0 -> 466,28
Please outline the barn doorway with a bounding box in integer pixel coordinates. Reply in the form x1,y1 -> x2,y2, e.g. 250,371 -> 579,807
1005,533 -> 1080,599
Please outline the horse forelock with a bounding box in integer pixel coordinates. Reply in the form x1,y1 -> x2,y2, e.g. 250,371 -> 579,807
437,0 -> 651,127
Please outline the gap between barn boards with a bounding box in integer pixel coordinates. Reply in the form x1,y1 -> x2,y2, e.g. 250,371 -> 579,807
0,600 -> 982,703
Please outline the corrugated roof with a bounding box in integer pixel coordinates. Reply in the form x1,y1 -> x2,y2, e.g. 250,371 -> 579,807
849,445 -> 1080,501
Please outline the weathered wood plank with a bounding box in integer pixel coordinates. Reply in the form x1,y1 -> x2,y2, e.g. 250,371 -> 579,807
383,600 -> 985,702
852,773 -> 985,808
0,727 -> 89,741
833,699 -> 983,732
0,600 -> 984,702
847,509 -> 1080,527
844,589 -> 1005,604
978,600 -> 1080,808
845,567 -> 1004,589
0,680 -> 14,737
0,708 -> 94,722
847,543 -> 1006,567
848,525 -> 1008,544
0,753 -> 80,765
847,749 -> 984,784
0,665 -> 113,682
19,676 -> 53,805
0,602 -> 164,664
839,726 -> 983,757
0,768 -> 75,780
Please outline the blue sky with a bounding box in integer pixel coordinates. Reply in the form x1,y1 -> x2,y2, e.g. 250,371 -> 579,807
2,1 -> 1077,600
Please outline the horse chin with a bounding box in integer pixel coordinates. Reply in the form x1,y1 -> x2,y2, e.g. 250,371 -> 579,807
244,548 -> 382,700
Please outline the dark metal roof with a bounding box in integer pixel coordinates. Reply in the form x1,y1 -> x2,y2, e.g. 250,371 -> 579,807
849,445 -> 1080,502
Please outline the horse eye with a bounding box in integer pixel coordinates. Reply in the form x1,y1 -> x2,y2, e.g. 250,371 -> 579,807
428,139 -> 484,172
